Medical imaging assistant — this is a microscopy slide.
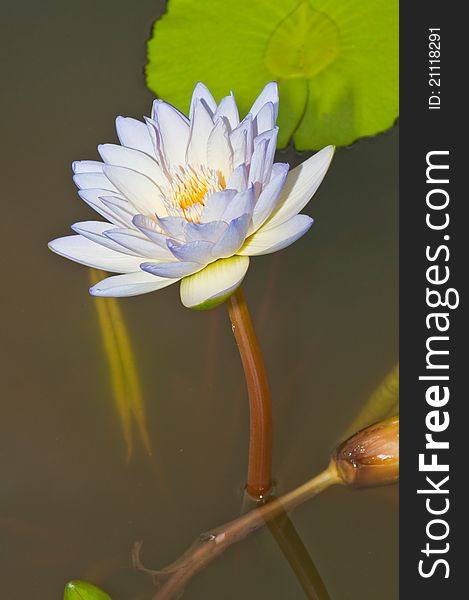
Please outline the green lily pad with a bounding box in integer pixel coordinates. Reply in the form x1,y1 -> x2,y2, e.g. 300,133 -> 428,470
64,581 -> 112,600
146,0 -> 398,149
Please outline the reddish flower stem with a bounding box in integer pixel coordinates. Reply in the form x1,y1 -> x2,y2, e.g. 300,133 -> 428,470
227,286 -> 272,498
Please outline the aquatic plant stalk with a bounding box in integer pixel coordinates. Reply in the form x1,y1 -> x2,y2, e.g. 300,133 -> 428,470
342,364 -> 399,441
90,269 -> 152,460
135,417 -> 399,599
227,286 -> 272,498
265,500 -> 331,600
134,463 -> 340,600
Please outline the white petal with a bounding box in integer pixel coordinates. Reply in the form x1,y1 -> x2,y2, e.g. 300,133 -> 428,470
221,187 -> 255,223
72,160 -> 103,174
104,228 -> 172,260
248,138 -> 268,188
90,271 -> 177,297
226,164 -> 248,191
207,119 -> 233,181
186,98 -> 214,167
263,146 -> 335,230
71,221 -> 138,256
254,102 -> 275,136
48,235 -> 145,272
180,255 -> 250,309
152,101 -> 190,167
73,172 -> 118,192
230,115 -> 254,168
238,214 -> 313,256
98,144 -> 165,186
144,116 -> 170,174
214,93 -> 240,130
115,117 -> 156,157
78,189 -> 130,228
249,128 -> 278,188
201,189 -> 237,222
103,165 -> 167,216
249,82 -> 279,119
211,214 -> 250,259
251,163 -> 289,232
189,82 -> 217,119
100,196 -> 137,228
132,215 -> 171,248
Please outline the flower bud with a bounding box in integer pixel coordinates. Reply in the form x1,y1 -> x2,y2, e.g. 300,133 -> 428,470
64,581 -> 112,600
333,417 -> 399,488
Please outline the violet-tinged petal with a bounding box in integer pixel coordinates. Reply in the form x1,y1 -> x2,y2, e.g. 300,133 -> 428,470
221,187 -> 255,223
239,214 -> 314,257
90,271 -> 177,297
201,189 -> 237,223
156,215 -> 187,240
104,228 -> 172,260
141,261 -> 202,278
211,213 -> 251,259
184,220 -> 229,243
167,239 -> 215,264
251,163 -> 289,232
132,214 -> 170,248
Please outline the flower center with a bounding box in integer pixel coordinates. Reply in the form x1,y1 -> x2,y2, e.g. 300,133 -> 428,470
170,165 -> 225,223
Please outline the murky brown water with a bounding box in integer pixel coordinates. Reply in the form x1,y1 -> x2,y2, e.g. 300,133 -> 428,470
2,2 -> 398,599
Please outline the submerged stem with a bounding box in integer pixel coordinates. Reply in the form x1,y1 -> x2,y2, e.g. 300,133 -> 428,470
227,286 -> 272,498
135,463 -> 340,600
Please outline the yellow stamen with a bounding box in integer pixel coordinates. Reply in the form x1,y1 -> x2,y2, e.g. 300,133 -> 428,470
171,166 -> 225,223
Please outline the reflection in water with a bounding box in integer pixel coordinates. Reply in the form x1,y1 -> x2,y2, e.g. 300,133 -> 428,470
90,269 -> 152,461
134,418 -> 398,599
341,364 -> 399,442
133,466 -> 339,600
265,500 -> 331,600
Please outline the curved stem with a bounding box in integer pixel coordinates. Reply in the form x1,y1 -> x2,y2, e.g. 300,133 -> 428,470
134,463 -> 340,600
227,286 -> 272,498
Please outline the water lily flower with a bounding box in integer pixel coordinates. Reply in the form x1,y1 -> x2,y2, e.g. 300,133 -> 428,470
49,82 -> 334,309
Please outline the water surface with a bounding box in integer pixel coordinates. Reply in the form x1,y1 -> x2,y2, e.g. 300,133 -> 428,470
2,2 -> 398,598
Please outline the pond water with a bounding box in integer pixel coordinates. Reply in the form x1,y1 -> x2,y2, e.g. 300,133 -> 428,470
2,1 -> 398,599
